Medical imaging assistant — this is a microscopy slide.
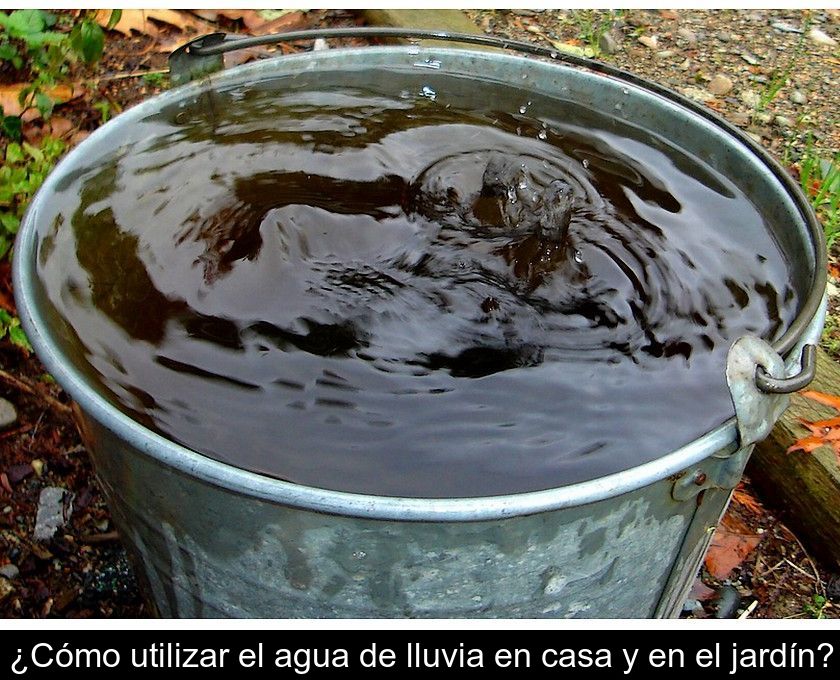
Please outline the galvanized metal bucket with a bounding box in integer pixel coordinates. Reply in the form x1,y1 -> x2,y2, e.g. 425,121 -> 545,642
14,30 -> 827,617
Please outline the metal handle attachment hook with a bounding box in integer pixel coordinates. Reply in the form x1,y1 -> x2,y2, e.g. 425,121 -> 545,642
754,343 -> 816,394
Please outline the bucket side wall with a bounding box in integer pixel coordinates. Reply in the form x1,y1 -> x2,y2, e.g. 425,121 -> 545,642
83,416 -> 722,618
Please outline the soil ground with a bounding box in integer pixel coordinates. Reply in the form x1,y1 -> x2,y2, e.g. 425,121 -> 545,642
1,9 -> 838,618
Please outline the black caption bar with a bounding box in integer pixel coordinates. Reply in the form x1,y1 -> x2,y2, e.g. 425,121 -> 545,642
1,630 -> 836,677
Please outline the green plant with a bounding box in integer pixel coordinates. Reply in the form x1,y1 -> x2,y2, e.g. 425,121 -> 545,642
0,9 -> 112,125
0,136 -> 65,259
798,137 -> 840,247
93,99 -> 111,124
568,10 -> 621,59
821,312 -> 840,360
756,17 -> 810,113
803,593 -> 828,619
0,308 -> 31,353
142,71 -> 168,89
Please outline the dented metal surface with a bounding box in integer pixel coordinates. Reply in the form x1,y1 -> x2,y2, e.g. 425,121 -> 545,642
89,418 -> 695,618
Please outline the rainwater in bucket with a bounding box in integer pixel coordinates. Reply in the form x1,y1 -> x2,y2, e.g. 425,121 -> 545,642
14,30 -> 826,617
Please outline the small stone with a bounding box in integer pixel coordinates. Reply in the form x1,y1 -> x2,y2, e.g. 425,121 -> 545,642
746,131 -> 764,144
0,398 -> 17,430
676,27 -> 697,44
714,585 -> 741,619
0,577 -> 13,603
774,115 -> 794,129
312,38 -> 329,52
708,74 -> 734,96
790,90 -> 807,105
0,564 -> 19,579
681,86 -> 716,104
741,52 -> 761,65
678,58 -> 691,70
771,21 -> 803,34
754,112 -> 774,125
808,27 -> 838,47
33,487 -> 74,542
637,35 -> 658,49
730,112 -> 751,126
717,31 -> 731,42
655,50 -> 676,59
682,598 -> 701,613
625,11 -> 651,28
740,90 -> 761,108
658,9 -> 679,21
598,30 -> 622,55
30,459 -> 45,477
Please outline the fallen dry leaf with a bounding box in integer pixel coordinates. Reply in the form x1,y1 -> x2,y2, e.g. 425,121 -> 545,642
688,577 -> 716,602
249,11 -> 309,37
704,512 -> 762,579
95,9 -> 210,37
788,390 -> 840,462
788,434 -> 830,454
800,389 -> 840,411
22,116 -> 75,146
0,83 -> 84,119
732,485 -> 764,516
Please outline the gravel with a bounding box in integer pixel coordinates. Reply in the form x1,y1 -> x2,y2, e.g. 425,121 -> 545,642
465,9 -> 839,161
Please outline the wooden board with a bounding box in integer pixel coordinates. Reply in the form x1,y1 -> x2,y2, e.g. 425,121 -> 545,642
747,346 -> 840,569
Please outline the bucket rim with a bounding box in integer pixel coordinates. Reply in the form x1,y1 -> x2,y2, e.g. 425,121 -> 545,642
12,45 -> 826,521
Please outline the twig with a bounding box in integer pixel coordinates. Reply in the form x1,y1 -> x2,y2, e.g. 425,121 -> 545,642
738,599 -> 759,619
0,422 -> 34,440
782,522 -> 826,597
784,558 -> 817,581
80,530 -> 120,545
97,68 -> 169,82
0,368 -> 72,415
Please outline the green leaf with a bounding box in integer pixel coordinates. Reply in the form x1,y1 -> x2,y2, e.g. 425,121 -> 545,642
0,235 -> 9,261
8,324 -> 32,353
1,115 -> 22,141
21,30 -> 67,48
107,9 -> 122,30
5,142 -> 23,164
70,20 -> 104,64
33,91 -> 54,119
1,9 -> 47,38
0,212 -> 20,235
0,42 -> 19,62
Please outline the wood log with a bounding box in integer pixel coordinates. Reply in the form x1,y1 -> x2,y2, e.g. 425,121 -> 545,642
747,345 -> 840,570
361,9 -> 502,51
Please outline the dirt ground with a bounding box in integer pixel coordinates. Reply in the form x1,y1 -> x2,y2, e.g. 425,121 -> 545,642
1,9 -> 838,619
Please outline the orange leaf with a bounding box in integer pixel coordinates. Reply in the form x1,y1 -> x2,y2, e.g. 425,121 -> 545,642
800,390 -> 840,412
788,435 -> 828,454
704,513 -> 761,579
732,487 -> 764,516
800,415 -> 840,430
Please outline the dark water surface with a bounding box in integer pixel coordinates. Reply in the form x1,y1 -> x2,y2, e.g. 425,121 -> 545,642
36,70 -> 797,497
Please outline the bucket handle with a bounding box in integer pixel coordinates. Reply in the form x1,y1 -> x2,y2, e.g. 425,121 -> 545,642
755,343 -> 816,394
727,293 -> 826,448
168,27 -> 619,86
